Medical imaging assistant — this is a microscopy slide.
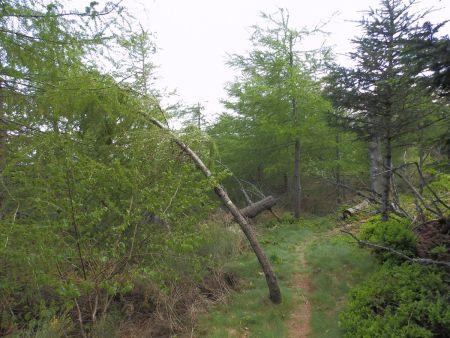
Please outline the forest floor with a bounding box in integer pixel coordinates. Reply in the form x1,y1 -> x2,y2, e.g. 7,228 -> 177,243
197,216 -> 378,337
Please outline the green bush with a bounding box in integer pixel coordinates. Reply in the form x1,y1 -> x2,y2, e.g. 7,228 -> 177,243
264,212 -> 295,228
279,212 -> 296,224
359,216 -> 417,261
340,263 -> 450,338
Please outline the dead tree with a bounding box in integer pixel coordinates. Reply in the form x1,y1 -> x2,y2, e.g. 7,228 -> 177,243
342,199 -> 370,219
341,229 -> 450,268
241,196 -> 277,218
216,161 -> 280,220
148,117 -> 282,304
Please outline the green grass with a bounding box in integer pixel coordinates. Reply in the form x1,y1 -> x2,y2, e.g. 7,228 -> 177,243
306,236 -> 379,338
196,216 -> 334,337
197,216 -> 378,337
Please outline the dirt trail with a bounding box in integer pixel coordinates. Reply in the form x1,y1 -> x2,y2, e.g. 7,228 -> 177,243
287,228 -> 339,338
286,240 -> 312,338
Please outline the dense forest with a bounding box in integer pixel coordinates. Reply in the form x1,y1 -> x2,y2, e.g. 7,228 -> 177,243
0,0 -> 449,337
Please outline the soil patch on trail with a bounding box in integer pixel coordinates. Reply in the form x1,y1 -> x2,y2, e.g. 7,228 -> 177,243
286,243 -> 312,338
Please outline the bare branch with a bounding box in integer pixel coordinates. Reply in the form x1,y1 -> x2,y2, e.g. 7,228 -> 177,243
341,229 -> 450,268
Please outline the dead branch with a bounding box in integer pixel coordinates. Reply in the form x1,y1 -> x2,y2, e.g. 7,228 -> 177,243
323,178 -> 381,204
392,168 -> 442,218
216,160 -> 253,205
340,229 -> 450,268
239,178 -> 267,200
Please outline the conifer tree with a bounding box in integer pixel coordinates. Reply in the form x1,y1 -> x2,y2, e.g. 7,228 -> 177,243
326,0 -> 448,221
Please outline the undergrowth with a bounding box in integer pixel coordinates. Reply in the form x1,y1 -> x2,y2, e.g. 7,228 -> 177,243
339,214 -> 450,338
341,263 -> 449,338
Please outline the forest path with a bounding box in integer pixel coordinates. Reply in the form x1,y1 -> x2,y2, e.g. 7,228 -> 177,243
286,239 -> 312,338
286,227 -> 340,338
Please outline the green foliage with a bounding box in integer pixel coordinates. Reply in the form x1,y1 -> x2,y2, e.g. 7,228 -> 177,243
340,263 -> 450,338
359,216 -> 417,261
14,316 -> 73,338
0,1 -> 225,335
427,170 -> 450,196
209,10 -> 338,204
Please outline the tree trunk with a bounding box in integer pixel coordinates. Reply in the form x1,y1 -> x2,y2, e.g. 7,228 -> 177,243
240,196 -> 277,218
293,137 -> 301,218
417,125 -> 425,194
289,34 -> 301,219
257,163 -> 264,185
0,81 -> 6,217
335,132 -> 342,205
149,118 -> 282,304
343,199 -> 370,219
283,172 -> 288,193
381,136 -> 392,222
369,135 -> 383,196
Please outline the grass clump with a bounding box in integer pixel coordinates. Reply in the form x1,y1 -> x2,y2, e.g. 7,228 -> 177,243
305,236 -> 379,337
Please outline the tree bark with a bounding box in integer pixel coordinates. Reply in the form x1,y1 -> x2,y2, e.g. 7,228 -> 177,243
283,172 -> 288,193
257,163 -> 264,184
343,199 -> 370,219
0,81 -> 6,217
289,33 -> 301,219
368,135 -> 383,196
335,132 -> 342,205
240,196 -> 277,218
381,136 -> 392,222
149,117 -> 282,304
293,137 -> 301,218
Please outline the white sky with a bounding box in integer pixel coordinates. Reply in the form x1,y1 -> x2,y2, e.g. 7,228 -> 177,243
92,0 -> 450,120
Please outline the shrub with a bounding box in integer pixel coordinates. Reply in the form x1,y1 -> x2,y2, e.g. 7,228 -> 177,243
359,216 -> 417,261
278,212 -> 296,224
340,263 -> 450,338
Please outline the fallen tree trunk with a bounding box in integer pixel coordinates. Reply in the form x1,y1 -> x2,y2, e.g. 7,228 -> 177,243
240,196 -> 277,218
343,199 -> 370,219
149,117 -> 282,304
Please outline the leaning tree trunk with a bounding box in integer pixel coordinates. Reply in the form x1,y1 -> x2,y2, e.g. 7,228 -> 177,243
149,117 -> 282,304
381,135 -> 392,222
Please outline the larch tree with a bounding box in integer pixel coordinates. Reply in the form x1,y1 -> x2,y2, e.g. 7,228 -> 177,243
223,9 -> 330,218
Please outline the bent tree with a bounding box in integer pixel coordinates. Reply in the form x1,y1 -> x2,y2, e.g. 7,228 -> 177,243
148,117 -> 282,304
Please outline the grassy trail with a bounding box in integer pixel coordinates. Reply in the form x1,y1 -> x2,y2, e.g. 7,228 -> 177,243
197,217 -> 378,337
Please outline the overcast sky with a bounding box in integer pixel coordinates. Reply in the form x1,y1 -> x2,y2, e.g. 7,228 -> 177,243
114,0 -> 449,120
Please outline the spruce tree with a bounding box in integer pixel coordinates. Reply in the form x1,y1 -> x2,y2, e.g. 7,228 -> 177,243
326,0 -> 448,221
